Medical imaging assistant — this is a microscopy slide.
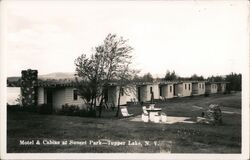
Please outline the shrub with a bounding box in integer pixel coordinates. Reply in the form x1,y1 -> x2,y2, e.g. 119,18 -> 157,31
59,104 -> 96,117
7,104 -> 22,112
37,104 -> 53,114
204,93 -> 210,97
79,109 -> 96,117
7,103 -> 53,114
206,104 -> 223,125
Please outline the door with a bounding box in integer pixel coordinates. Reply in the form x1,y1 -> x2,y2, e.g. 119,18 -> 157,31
47,89 -> 53,105
137,87 -> 141,102
46,89 -> 53,113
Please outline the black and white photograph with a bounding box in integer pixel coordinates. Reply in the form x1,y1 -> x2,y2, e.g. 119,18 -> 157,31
0,0 -> 249,159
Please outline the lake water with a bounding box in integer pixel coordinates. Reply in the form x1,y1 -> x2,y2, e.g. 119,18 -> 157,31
7,87 -> 21,105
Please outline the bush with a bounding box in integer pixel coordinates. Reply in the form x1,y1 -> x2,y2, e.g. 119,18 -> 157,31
7,103 -> 53,114
7,104 -> 22,112
37,104 -> 53,114
59,104 -> 96,117
204,93 -> 210,97
79,109 -> 96,117
206,104 -> 223,125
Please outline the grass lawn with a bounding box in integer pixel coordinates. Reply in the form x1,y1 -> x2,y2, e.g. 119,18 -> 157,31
7,92 -> 241,153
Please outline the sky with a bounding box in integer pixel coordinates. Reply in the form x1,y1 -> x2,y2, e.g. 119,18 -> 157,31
2,1 -> 249,78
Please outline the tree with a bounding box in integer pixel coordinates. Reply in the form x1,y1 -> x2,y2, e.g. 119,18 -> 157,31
164,70 -> 178,81
225,73 -> 241,91
207,75 -> 225,82
74,48 -> 106,112
141,73 -> 154,82
190,74 -> 204,81
74,33 -> 135,117
115,65 -> 139,117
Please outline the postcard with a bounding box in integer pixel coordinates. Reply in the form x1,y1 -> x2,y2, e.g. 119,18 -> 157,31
0,0 -> 249,159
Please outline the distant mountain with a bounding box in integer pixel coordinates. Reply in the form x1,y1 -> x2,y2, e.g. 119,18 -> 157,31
39,72 -> 76,80
7,72 -> 77,81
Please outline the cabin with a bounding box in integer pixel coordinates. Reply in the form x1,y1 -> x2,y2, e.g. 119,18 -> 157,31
174,81 -> 192,97
192,81 -> 206,95
158,81 -> 175,99
106,83 -> 138,106
136,82 -> 160,102
37,86 -> 86,111
217,82 -> 227,93
205,82 -> 218,94
7,69 -> 229,111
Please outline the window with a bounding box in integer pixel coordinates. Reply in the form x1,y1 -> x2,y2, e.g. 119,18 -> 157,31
159,86 -> 162,96
150,87 -> 153,93
185,84 -> 187,90
202,84 -> 204,89
170,86 -> 172,92
188,84 -> 191,90
73,90 -> 78,100
199,84 -> 201,88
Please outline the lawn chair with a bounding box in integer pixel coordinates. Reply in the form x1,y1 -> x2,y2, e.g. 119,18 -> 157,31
142,106 -> 149,122
120,106 -> 134,118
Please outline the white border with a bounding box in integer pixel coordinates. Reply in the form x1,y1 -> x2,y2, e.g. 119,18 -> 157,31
0,0 -> 249,159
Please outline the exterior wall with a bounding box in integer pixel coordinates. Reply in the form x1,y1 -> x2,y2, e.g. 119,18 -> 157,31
221,83 -> 226,93
119,85 -> 137,106
198,82 -> 206,95
37,87 -> 45,104
107,85 -> 138,106
174,83 -> 183,97
218,83 -> 226,93
167,84 -> 174,98
182,82 -> 192,97
193,82 -> 205,95
139,84 -> 160,102
64,87 -> 86,109
210,84 -> 218,93
160,84 -> 174,99
175,83 -> 192,97
149,84 -> 160,100
139,86 -> 148,102
206,83 -> 218,94
36,87 -> 86,110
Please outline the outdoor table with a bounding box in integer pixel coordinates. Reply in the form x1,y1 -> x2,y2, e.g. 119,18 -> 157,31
146,108 -> 162,122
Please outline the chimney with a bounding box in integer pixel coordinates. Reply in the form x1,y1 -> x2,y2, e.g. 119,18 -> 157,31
20,69 -> 38,106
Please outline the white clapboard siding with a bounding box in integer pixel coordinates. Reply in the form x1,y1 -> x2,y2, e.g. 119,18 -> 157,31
64,87 -> 86,109
166,84 -> 174,98
198,82 -> 205,95
211,84 -> 218,93
181,82 -> 192,97
140,86 -> 148,102
53,89 -> 65,110
37,87 -> 45,104
151,84 -> 160,99
119,86 -> 137,105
